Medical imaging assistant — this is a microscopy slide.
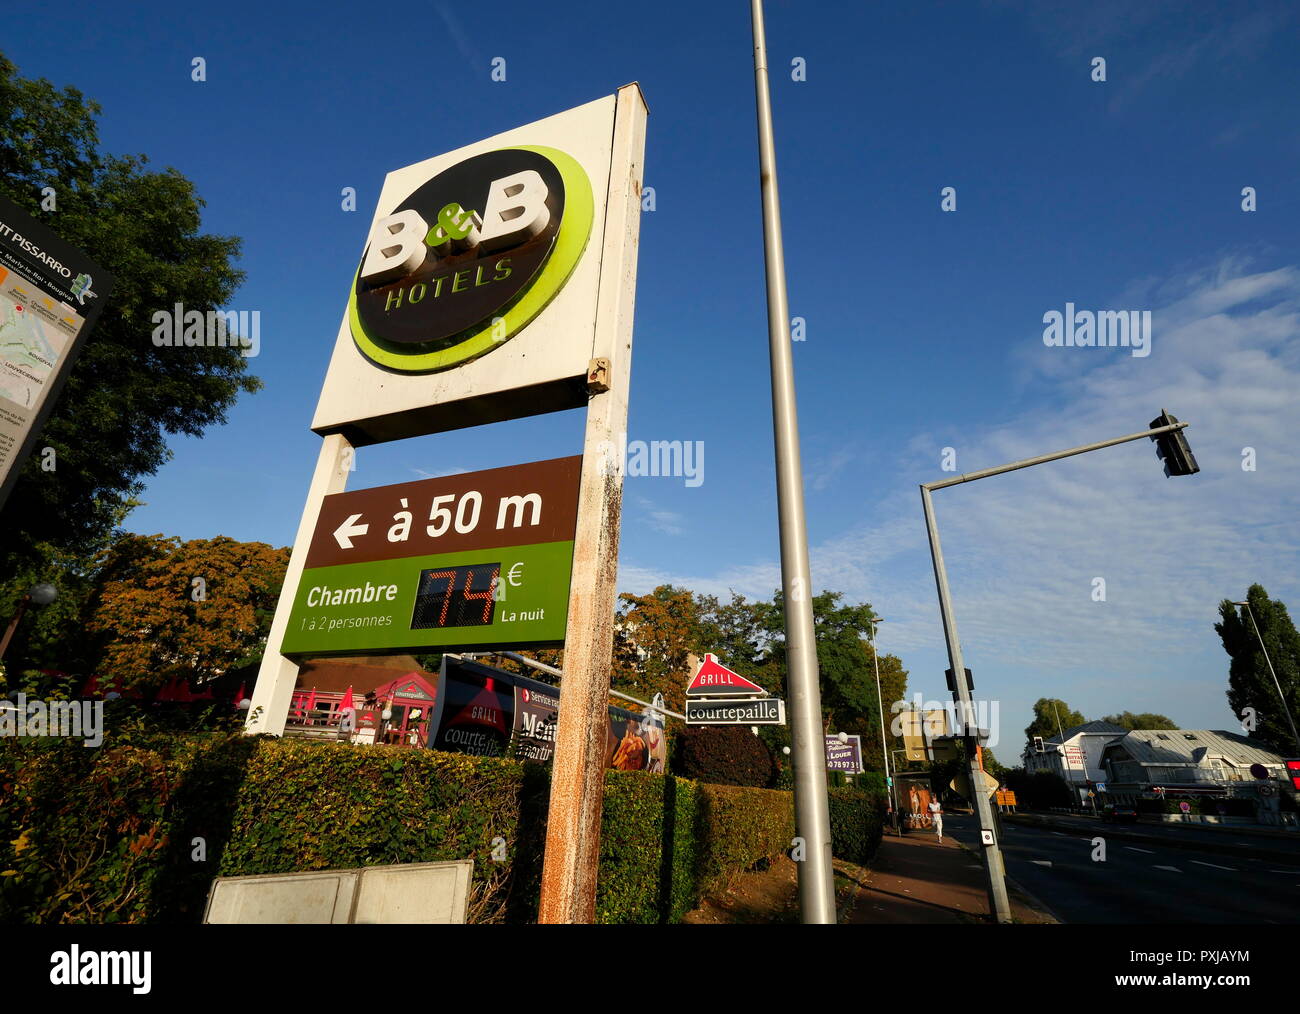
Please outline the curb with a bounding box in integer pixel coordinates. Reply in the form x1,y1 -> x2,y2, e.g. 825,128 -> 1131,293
1006,814 -> 1300,866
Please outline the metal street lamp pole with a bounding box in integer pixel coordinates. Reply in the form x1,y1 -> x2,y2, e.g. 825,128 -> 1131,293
750,0 -> 836,924
920,415 -> 1194,923
1233,601 -> 1300,753
869,618 -> 898,833
0,583 -> 58,662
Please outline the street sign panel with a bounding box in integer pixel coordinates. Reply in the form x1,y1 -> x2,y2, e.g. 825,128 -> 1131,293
951,768 -> 999,800
685,697 -> 786,726
281,456 -> 580,655
686,653 -> 768,697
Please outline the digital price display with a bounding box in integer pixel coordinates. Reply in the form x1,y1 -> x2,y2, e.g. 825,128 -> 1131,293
411,562 -> 501,630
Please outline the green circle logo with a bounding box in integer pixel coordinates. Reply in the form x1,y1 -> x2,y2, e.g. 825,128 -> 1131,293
349,145 -> 593,373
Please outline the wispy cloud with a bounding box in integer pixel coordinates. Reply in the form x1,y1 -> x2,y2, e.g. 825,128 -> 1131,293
620,256 -> 1300,728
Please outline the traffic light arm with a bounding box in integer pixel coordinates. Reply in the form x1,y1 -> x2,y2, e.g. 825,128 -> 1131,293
919,413 -> 1193,926
923,422 -> 1189,492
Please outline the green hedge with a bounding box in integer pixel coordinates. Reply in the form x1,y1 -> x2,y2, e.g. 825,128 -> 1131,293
828,787 -> 886,865
1,733 -> 845,925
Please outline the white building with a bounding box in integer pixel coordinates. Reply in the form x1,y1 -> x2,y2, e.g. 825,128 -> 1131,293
1023,720 -> 1128,800
1099,729 -> 1288,792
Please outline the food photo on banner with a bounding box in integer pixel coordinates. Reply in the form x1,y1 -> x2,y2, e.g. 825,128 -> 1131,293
427,655 -> 666,771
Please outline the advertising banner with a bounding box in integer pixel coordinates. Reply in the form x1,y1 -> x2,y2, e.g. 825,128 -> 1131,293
825,734 -> 864,774
897,775 -> 935,830
428,656 -> 666,773
0,194 -> 114,511
281,456 -> 580,655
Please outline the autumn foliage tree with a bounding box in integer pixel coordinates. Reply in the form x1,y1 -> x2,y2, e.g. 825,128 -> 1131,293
86,534 -> 288,691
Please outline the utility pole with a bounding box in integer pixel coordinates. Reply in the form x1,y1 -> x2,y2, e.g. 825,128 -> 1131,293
749,0 -> 836,924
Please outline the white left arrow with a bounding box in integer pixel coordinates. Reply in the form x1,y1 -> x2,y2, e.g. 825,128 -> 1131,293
333,513 -> 369,549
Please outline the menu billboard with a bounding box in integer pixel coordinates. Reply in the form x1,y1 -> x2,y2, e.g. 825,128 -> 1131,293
428,656 -> 665,772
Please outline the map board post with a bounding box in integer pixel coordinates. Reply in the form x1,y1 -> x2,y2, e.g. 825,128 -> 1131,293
0,194 -> 114,512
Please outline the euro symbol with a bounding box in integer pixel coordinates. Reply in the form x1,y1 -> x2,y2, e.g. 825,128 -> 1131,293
508,562 -> 524,587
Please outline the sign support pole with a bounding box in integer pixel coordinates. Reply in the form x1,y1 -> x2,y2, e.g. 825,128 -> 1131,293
750,0 -> 837,924
538,83 -> 647,924
245,432 -> 355,736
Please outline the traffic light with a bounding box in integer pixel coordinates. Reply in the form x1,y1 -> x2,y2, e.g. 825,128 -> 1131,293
1033,736 -> 1044,753
1148,410 -> 1199,477
1285,758 -> 1300,792
945,667 -> 973,692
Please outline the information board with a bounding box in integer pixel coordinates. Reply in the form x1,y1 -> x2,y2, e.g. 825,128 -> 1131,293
281,456 -> 580,655
0,194 -> 113,510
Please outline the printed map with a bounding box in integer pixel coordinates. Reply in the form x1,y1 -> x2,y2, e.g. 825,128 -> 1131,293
0,282 -> 75,411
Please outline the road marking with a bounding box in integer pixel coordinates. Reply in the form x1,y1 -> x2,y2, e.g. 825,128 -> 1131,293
1268,869 -> 1299,874
1031,860 -> 1052,867
1190,860 -> 1236,872
1124,846 -> 1154,854
1153,865 -> 1181,872
1051,831 -> 1067,836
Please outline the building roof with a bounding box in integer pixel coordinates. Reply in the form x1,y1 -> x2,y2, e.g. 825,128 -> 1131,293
1045,720 -> 1128,744
1103,729 -> 1286,767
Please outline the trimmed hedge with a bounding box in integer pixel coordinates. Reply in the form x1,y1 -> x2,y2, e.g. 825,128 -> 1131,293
1,732 -> 857,925
671,725 -> 773,788
828,787 -> 886,865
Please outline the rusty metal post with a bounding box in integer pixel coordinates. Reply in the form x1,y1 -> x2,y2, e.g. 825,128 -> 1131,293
538,83 -> 648,923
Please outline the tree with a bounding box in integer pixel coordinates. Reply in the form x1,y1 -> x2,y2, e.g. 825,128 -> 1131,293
980,747 -> 1006,778
750,589 -> 903,773
0,498 -> 141,689
0,54 -> 259,571
1101,711 -> 1178,731
611,585 -> 713,715
757,590 -> 892,729
1215,584 -> 1300,754
85,534 -> 288,691
1024,698 -> 1086,745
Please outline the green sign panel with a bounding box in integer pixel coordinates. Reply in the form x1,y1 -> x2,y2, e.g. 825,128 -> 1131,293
282,541 -> 572,656
281,457 -> 581,657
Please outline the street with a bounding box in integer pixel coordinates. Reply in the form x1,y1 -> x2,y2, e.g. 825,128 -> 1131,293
945,813 -> 1300,923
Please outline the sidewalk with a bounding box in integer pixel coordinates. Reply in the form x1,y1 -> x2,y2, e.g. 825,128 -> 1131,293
837,830 -> 1056,924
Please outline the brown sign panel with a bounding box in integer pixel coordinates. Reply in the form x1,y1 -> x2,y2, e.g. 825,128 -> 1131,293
304,456 -> 582,569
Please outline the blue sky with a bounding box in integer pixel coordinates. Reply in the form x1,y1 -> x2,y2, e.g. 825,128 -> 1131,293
10,0 -> 1300,754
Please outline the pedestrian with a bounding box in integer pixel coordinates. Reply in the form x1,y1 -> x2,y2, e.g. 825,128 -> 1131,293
929,795 -> 944,843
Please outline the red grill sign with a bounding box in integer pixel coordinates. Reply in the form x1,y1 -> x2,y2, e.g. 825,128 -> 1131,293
686,654 -> 768,698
